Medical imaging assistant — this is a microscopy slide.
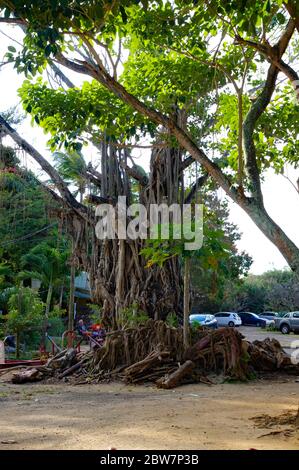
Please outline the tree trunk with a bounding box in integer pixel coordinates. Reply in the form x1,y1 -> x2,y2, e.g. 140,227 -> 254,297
16,329 -> 20,359
41,280 -> 53,349
66,142 -> 184,328
68,254 -> 76,347
45,281 -> 53,319
241,199 -> 299,274
89,237 -> 182,328
183,257 -> 191,349
115,239 -> 126,325
59,283 -> 64,309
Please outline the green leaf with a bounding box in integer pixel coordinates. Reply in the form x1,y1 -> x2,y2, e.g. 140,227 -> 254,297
45,44 -> 52,57
4,8 -> 11,19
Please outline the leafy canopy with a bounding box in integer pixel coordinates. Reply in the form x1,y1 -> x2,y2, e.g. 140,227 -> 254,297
4,0 -> 297,184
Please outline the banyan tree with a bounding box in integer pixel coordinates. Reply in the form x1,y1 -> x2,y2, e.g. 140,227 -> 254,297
1,109 -> 206,326
63,139 -> 191,326
3,0 -> 286,326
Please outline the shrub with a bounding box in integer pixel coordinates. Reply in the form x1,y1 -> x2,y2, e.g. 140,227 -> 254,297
166,312 -> 179,328
87,303 -> 103,324
5,287 -> 44,357
119,302 -> 149,328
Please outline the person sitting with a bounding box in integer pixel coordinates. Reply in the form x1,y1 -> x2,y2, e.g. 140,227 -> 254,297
4,335 -> 16,354
90,323 -> 106,346
77,319 -> 88,337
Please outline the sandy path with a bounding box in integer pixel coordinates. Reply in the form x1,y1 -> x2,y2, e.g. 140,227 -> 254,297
0,377 -> 298,450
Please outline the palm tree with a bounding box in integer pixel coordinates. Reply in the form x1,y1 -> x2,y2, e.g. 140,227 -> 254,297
0,262 -> 14,289
18,241 -> 70,344
53,151 -> 87,202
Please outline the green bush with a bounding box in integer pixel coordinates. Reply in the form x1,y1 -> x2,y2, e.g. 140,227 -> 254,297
87,303 -> 103,324
119,302 -> 149,328
166,312 -> 179,328
47,316 -> 66,336
23,329 -> 41,352
5,287 -> 44,357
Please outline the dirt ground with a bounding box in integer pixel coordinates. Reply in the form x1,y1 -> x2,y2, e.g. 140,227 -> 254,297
0,373 -> 298,450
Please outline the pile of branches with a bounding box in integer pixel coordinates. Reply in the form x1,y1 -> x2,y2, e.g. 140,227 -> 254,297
10,348 -> 93,384
9,321 -> 299,388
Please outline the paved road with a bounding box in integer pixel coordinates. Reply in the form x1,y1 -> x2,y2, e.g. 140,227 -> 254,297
239,326 -> 299,355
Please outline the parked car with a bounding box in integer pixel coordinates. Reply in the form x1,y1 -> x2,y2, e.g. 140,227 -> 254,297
276,312 -> 299,334
259,311 -> 278,321
214,312 -> 242,327
238,312 -> 275,328
189,314 -> 218,329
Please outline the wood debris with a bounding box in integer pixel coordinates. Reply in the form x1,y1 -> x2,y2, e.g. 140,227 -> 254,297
10,321 -> 299,388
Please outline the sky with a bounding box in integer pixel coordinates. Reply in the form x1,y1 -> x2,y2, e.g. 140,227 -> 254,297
0,25 -> 298,275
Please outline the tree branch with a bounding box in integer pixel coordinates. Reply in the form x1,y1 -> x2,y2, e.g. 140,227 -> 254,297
242,19 -> 296,202
0,114 -> 88,219
180,155 -> 194,172
235,20 -> 298,99
55,52 -> 243,206
119,162 -> 149,187
86,163 -> 102,189
48,62 -> 75,89
0,17 -> 24,24
184,174 -> 209,204
85,194 -> 115,205
284,1 -> 299,33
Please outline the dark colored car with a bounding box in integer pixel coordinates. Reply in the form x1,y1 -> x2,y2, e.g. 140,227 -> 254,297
238,312 -> 268,328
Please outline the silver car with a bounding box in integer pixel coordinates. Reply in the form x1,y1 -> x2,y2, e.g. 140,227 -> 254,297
276,312 -> 299,334
259,311 -> 278,321
214,312 -> 242,327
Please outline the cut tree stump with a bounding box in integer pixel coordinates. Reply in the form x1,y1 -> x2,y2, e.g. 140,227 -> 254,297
156,360 -> 195,389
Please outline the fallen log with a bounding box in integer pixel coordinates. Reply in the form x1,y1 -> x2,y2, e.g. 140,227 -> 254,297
124,350 -> 171,384
12,368 -> 43,384
58,359 -> 86,379
46,349 -> 67,367
156,360 -> 195,389
50,348 -> 77,370
0,365 -> 29,376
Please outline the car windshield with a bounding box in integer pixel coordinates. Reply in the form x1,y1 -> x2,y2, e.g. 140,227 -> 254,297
241,312 -> 258,318
190,315 -> 208,322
